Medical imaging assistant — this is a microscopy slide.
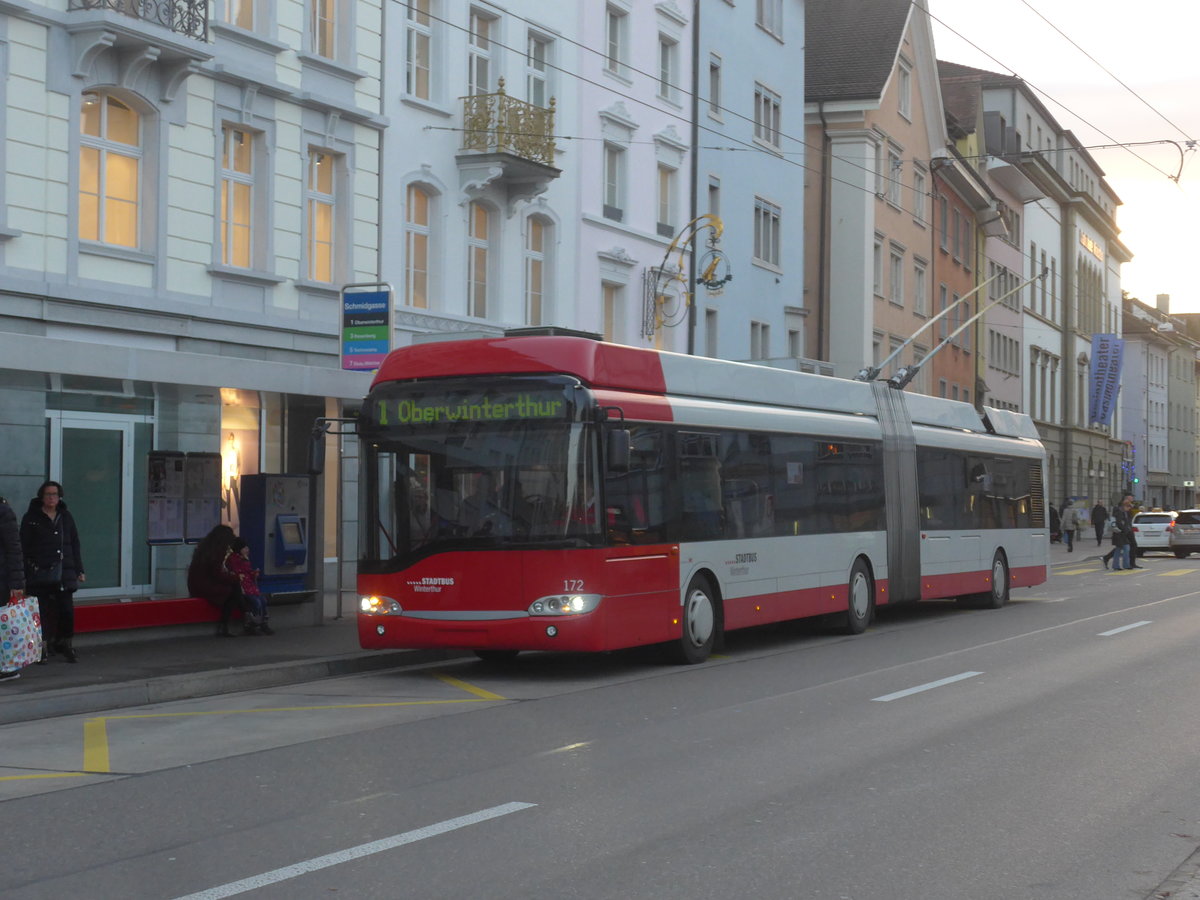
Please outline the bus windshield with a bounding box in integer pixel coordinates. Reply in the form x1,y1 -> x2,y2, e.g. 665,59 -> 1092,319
361,381 -> 602,567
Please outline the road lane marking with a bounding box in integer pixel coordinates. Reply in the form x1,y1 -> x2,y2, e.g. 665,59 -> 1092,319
871,671 -> 983,702
81,695 -> 499,775
83,718 -> 110,772
169,802 -> 537,900
434,672 -> 508,701
1056,568 -> 1099,575
1158,569 -> 1194,576
0,771 -> 90,782
1098,620 -> 1152,637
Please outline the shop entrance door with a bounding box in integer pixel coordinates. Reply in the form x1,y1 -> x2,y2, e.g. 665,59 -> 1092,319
48,412 -> 152,597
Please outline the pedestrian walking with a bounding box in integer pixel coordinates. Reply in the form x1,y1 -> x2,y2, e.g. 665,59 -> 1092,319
0,496 -> 28,682
1102,495 -> 1136,571
1091,502 -> 1108,546
1049,504 -> 1060,543
1060,502 -> 1079,552
20,481 -> 86,663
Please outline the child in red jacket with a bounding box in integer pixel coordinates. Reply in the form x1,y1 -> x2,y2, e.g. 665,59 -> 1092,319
225,538 -> 273,635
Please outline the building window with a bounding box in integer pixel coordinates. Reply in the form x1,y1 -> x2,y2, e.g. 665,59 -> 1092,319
753,197 -> 781,267
467,201 -> 490,318
754,83 -> 781,148
406,0 -> 432,100
219,126 -> 253,268
225,0 -> 253,29
951,208 -> 962,259
913,259 -> 927,316
886,150 -> 902,207
913,169 -> 926,223
468,10 -> 494,96
889,247 -> 904,306
705,308 -> 718,357
872,238 -> 882,295
404,184 -> 431,308
750,321 -> 770,359
306,149 -> 336,282
939,284 -> 949,339
707,175 -> 720,216
79,92 -> 141,248
938,195 -> 948,249
527,33 -> 549,106
657,165 -> 675,237
603,143 -> 624,221
897,59 -> 912,119
658,35 -> 677,101
605,6 -> 627,77
525,216 -> 548,325
603,282 -> 623,342
312,0 -> 336,59
756,0 -> 782,36
708,53 -> 722,117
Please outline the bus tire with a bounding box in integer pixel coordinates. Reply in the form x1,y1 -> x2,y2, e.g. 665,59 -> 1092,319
963,551 -> 1009,609
671,574 -> 719,665
1175,550 -> 1190,559
842,558 -> 874,635
474,650 -> 520,664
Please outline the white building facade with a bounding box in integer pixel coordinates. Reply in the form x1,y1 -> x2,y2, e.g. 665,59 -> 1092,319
696,0 -> 805,364
380,0 -> 581,342
0,1 -> 383,618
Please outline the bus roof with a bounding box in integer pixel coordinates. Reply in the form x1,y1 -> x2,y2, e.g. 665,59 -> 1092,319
372,336 -> 1034,440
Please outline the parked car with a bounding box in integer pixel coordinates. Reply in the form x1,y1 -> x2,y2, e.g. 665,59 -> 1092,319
1131,511 -> 1177,555
1170,509 -> 1200,558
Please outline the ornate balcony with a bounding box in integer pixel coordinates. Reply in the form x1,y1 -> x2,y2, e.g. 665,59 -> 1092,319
68,0 -> 209,43
457,79 -> 560,211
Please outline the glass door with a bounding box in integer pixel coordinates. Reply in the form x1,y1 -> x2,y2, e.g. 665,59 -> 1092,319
48,412 -> 152,598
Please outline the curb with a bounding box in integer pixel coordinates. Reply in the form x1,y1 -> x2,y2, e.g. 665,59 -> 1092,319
0,648 -> 467,726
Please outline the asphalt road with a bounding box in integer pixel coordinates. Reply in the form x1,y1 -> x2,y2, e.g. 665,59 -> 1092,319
4,551 -> 1200,900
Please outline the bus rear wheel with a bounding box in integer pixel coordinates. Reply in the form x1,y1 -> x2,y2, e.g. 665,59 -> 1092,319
842,559 -> 874,635
961,551 -> 1009,609
671,575 -> 718,664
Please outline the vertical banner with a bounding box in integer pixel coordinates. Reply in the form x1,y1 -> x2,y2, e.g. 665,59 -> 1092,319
341,283 -> 393,371
1088,334 -> 1124,426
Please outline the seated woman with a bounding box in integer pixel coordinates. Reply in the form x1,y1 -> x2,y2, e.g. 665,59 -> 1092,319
187,524 -> 243,637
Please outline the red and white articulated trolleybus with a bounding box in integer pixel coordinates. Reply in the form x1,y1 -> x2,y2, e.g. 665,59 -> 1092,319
356,333 -> 1048,663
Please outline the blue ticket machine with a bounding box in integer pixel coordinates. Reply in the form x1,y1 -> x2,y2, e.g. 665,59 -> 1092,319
238,474 -> 311,595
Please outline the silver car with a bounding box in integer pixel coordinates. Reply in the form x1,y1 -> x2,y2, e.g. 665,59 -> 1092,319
1170,510 -> 1200,558
1132,511 -> 1177,555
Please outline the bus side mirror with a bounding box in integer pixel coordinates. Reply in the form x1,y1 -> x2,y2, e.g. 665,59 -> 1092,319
607,429 -> 632,473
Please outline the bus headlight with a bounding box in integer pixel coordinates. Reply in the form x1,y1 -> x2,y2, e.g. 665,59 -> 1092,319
360,595 -> 403,616
528,594 -> 602,616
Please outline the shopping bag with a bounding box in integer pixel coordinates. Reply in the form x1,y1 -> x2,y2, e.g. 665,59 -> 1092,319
0,597 -> 42,671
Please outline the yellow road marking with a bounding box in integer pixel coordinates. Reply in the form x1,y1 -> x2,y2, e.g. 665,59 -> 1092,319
83,718 -> 110,772
0,772 -> 90,782
77,674 -> 508,776
103,699 -> 485,721
433,673 -> 507,701
1056,568 -> 1098,575
1157,569 -> 1194,576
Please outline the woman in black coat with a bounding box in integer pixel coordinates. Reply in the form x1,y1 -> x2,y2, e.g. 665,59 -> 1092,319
20,481 -> 85,663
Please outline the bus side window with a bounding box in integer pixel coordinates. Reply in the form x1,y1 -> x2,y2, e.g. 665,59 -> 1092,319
604,426 -> 667,545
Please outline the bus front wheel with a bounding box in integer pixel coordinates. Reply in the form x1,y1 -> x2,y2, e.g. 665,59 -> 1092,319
671,575 -> 718,664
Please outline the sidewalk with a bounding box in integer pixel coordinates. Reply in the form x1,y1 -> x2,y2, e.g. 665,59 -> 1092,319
0,608 -> 463,726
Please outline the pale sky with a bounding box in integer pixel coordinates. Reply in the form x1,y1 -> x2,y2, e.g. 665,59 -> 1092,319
928,0 -> 1200,313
